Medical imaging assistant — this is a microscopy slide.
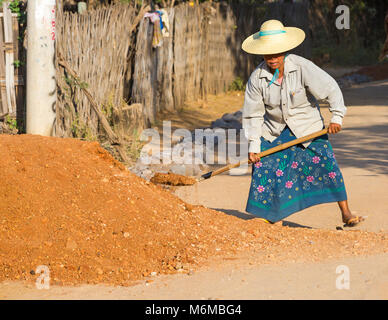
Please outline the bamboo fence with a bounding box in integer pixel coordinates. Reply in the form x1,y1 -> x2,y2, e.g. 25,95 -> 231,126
55,4 -> 139,138
55,1 -> 310,137
0,2 -> 24,125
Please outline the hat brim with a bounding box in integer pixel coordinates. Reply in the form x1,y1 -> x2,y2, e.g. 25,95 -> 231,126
242,27 -> 305,55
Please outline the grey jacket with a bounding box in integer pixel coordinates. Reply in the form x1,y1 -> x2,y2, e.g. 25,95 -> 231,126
242,54 -> 346,153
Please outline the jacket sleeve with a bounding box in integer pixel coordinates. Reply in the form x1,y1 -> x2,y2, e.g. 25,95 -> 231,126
242,72 -> 265,153
301,59 -> 347,125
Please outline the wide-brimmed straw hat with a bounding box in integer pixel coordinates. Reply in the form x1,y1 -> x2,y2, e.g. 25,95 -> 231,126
242,19 -> 305,55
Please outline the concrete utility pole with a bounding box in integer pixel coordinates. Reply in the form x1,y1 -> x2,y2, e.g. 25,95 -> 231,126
26,0 -> 56,136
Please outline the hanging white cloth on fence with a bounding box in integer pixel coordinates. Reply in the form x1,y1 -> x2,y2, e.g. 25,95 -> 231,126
159,9 -> 170,38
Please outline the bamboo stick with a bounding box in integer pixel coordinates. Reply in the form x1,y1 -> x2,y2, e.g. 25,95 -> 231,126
199,128 -> 329,181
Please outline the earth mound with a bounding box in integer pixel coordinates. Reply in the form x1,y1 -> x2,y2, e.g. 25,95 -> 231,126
0,134 -> 386,286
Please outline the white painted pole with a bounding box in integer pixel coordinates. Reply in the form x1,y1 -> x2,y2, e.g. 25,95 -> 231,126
26,0 -> 56,136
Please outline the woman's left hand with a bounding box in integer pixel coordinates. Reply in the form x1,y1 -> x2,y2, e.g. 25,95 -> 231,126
328,123 -> 342,134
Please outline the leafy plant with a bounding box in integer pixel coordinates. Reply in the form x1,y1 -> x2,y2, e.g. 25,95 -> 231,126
5,115 -> 17,130
64,74 -> 89,90
71,114 -> 96,141
101,93 -> 115,126
310,0 -> 387,66
228,77 -> 246,92
127,127 -> 145,162
13,59 -> 24,68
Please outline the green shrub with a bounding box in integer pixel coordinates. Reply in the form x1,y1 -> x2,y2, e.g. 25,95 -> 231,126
229,77 -> 246,91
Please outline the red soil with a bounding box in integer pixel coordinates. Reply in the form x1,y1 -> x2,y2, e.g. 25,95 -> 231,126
354,63 -> 388,81
0,134 -> 386,286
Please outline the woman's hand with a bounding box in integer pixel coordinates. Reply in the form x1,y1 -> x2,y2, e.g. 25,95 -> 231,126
249,152 -> 261,163
328,123 -> 342,134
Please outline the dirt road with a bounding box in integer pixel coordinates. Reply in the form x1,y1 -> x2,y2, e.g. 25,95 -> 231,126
1,80 -> 387,300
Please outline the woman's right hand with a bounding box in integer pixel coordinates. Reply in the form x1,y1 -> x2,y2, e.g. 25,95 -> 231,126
249,152 -> 261,163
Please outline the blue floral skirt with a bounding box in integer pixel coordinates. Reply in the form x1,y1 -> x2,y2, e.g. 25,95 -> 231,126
246,127 -> 347,223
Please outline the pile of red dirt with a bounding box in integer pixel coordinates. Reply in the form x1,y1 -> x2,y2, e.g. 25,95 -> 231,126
150,172 -> 197,186
353,62 -> 388,81
0,134 -> 387,286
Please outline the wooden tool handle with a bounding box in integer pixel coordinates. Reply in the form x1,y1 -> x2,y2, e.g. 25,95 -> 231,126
199,128 -> 328,181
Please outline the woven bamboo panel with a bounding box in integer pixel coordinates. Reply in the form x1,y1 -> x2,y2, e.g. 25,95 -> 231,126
173,4 -> 203,108
55,2 -> 310,133
132,7 -> 176,125
55,4 -> 136,137
131,15 -> 156,125
204,2 -> 238,95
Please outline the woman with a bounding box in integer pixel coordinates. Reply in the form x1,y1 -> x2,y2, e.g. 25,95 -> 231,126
241,20 -> 364,226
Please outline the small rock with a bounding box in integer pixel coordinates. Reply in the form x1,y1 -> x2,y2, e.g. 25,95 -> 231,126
184,203 -> 194,211
221,113 -> 237,122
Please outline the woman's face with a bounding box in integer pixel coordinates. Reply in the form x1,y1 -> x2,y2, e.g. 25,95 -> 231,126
263,53 -> 286,70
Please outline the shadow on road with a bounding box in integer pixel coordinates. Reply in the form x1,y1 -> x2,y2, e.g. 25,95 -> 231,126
214,208 -> 314,229
342,81 -> 388,107
281,221 -> 313,229
329,123 -> 388,175
213,208 -> 256,220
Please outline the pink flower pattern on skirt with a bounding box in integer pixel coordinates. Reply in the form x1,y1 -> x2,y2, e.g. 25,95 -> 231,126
312,156 -> 320,164
276,169 -> 284,177
306,175 -> 314,182
291,161 -> 298,169
328,172 -> 336,179
257,185 -> 265,193
285,181 -> 293,189
254,161 -> 263,168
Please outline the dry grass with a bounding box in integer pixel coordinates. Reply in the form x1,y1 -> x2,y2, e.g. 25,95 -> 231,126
155,91 -> 244,132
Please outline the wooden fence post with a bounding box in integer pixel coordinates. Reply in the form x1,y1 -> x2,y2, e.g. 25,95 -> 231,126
0,13 -> 8,117
0,3 -> 24,121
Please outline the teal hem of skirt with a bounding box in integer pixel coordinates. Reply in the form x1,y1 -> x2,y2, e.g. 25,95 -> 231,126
246,186 -> 347,223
